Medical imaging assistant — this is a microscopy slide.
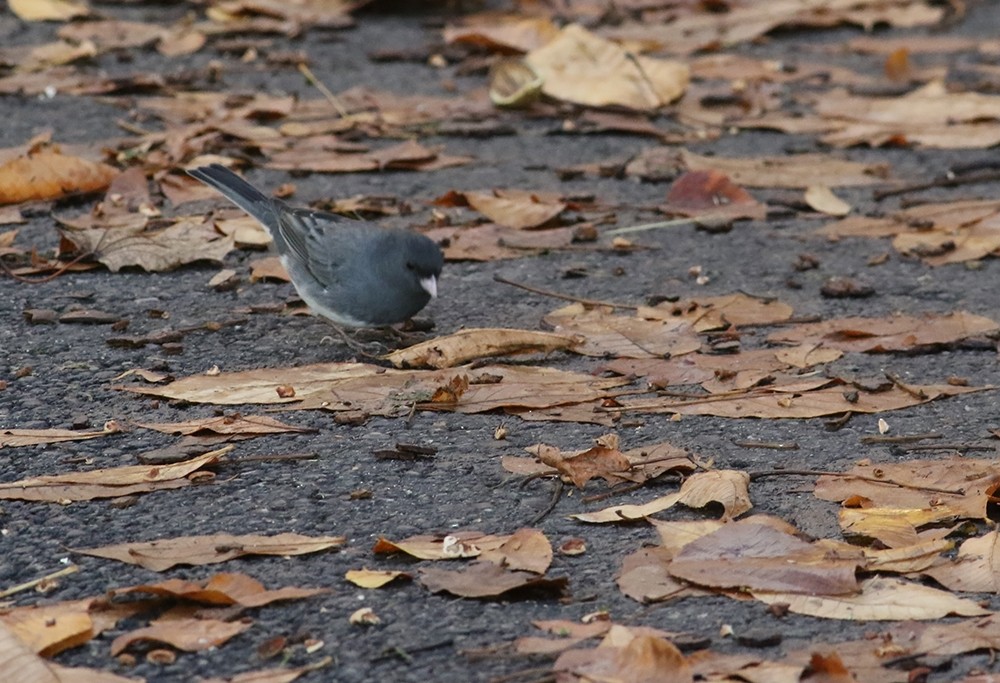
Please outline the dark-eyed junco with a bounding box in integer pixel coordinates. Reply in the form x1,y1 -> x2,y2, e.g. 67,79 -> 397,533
188,164 -> 443,328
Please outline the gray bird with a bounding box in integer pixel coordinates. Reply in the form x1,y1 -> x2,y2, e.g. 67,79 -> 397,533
188,164 -> 443,328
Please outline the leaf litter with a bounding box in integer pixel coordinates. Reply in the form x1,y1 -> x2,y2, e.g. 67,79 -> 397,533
6,0 -> 1000,680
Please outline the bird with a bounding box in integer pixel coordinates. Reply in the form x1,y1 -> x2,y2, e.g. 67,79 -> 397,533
187,164 -> 443,330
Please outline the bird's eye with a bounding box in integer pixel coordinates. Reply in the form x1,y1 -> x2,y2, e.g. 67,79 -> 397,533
405,262 -> 415,270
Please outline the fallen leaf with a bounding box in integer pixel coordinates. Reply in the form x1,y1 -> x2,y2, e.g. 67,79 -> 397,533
0,147 -> 117,205
526,24 -> 689,110
754,576 -> 990,620
345,569 -> 411,589
768,311 -> 998,352
0,423 -> 120,448
112,573 -> 328,608
110,616 -> 251,656
419,561 -> 567,599
0,447 -> 229,502
669,517 -> 861,595
8,0 -> 90,22
805,185 -> 852,216
74,532 -> 344,571
135,415 -> 315,437
383,328 -> 578,369
479,528 -> 553,574
572,470 -> 751,522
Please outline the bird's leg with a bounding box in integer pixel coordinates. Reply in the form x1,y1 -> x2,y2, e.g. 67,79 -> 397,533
319,322 -> 384,358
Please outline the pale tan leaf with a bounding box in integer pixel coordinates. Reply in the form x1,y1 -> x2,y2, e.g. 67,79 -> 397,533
384,329 -> 578,369
8,0 -> 90,22
74,532 -> 344,571
0,424 -> 119,448
754,576 -> 990,620
0,447 -> 229,502
110,617 -> 251,656
345,569 -> 411,589
526,24 -> 688,110
804,185 -> 852,216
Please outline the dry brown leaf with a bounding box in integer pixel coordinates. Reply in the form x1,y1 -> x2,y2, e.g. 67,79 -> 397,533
479,528 -> 553,574
112,573 -> 328,608
419,561 -> 567,599
2,597 -> 148,658
345,569 -> 411,589
661,170 -> 766,221
674,149 -> 888,188
640,293 -> 794,331
617,546 -> 710,604
531,443 -> 632,489
0,621 -> 59,683
923,531 -> 1000,592
604,345 -> 842,394
862,538 -> 952,574
383,328 -> 578,369
0,447 -> 229,503
424,223 -> 576,261
840,506 -> 962,548
443,15 -> 560,53
0,423 -> 120,448
888,615 -> 1000,658
805,185 -> 852,216
543,303 -> 702,359
269,138 -> 472,173
373,531 -> 506,561
618,380 -> 984,419
8,0 -> 90,22
553,633 -> 693,683
819,199 -> 1000,266
0,147 -> 117,205
74,532 -> 344,571
122,362 -> 628,423
196,659 -> 332,683
817,81 -> 1000,148
60,216 -> 236,272
813,457 -> 999,521
110,616 -> 251,656
135,415 -> 315,437
669,517 -> 861,595
754,576 -> 990,620
526,24 -> 688,111
572,470 -> 751,523
603,0 -> 944,56
768,311 -> 998,352
434,189 -> 568,230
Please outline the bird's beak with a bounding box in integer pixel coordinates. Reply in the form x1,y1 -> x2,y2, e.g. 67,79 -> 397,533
420,275 -> 438,299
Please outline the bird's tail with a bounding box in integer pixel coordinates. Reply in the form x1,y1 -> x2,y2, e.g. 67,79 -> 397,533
187,164 -> 277,230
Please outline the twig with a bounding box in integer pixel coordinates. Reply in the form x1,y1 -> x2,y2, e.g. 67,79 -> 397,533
0,565 -> 79,599
582,481 -> 646,503
372,638 -> 453,663
873,169 -> 1000,201
493,275 -> 638,310
1,250 -> 94,283
225,453 -> 318,464
732,440 -> 799,450
904,443 -> 995,452
884,371 -> 927,400
604,213 -> 734,236
860,433 -> 941,444
298,62 -> 349,117
746,468 -> 965,495
528,479 -> 564,525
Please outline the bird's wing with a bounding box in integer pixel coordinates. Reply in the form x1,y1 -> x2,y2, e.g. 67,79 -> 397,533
280,210 -> 373,288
